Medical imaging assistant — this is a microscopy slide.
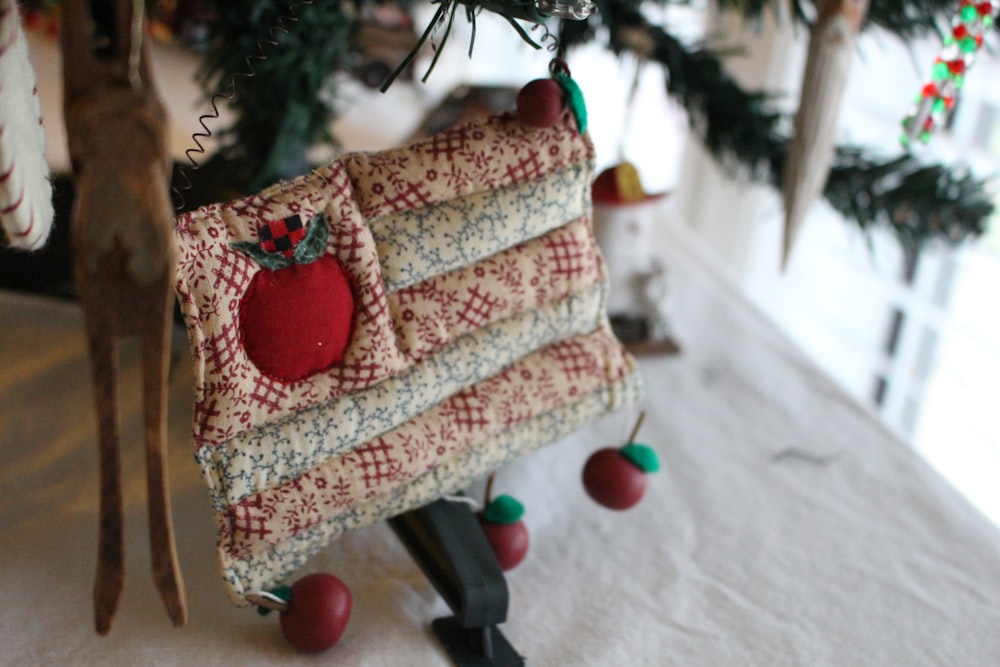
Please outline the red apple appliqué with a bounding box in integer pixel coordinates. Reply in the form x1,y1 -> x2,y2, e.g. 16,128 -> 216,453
477,494 -> 529,571
232,213 -> 354,382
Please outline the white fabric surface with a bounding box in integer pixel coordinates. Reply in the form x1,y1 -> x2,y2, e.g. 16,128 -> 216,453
3,220 -> 1000,666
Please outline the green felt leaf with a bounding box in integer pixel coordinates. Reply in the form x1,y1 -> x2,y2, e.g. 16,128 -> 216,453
482,494 -> 524,524
230,212 -> 330,270
555,74 -> 587,135
255,585 -> 292,616
621,443 -> 660,473
292,213 -> 330,265
230,240 -> 292,271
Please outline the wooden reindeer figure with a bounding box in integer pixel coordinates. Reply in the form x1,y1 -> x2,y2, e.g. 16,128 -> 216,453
61,0 -> 186,634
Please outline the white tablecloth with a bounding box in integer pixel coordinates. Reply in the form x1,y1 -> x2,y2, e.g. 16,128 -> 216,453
3,220 -> 999,666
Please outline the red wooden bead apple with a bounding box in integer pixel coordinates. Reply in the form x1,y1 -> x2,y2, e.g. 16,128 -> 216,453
583,447 -> 643,509
261,573 -> 352,653
477,494 -> 529,571
516,78 -> 565,128
583,442 -> 660,510
583,413 -> 660,510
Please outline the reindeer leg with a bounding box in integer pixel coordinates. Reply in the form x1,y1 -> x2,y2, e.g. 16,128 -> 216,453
80,291 -> 125,636
141,276 -> 187,626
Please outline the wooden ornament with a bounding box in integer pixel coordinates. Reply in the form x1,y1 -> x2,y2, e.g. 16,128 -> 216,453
61,0 -> 186,634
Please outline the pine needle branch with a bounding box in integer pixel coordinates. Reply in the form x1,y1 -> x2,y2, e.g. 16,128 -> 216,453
563,0 -> 995,249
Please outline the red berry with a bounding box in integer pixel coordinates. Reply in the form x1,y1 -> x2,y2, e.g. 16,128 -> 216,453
516,78 -> 564,128
279,573 -> 352,653
582,448 -> 648,510
478,515 -> 530,571
240,256 -> 354,382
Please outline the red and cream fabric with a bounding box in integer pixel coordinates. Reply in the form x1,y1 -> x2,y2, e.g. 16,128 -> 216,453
0,0 -> 53,250
174,111 -> 642,602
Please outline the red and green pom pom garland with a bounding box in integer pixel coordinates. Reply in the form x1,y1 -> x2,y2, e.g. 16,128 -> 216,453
902,0 -> 998,146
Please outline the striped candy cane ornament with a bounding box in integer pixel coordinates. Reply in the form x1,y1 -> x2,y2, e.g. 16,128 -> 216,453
0,0 -> 53,250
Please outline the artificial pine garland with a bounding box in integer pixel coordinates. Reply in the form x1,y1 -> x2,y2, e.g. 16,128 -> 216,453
562,0 -> 994,249
194,0 -> 354,190
177,0 -> 995,248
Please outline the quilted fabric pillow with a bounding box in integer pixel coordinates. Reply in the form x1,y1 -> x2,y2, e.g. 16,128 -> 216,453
173,110 -> 642,602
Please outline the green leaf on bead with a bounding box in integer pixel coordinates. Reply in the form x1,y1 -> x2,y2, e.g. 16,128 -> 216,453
483,494 -> 524,524
620,443 -> 660,473
255,585 -> 292,616
555,74 -> 588,135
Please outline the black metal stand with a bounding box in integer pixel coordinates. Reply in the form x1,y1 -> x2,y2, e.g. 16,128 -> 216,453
388,499 -> 525,667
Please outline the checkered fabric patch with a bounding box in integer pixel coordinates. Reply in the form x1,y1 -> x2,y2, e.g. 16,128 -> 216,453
258,214 -> 306,257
